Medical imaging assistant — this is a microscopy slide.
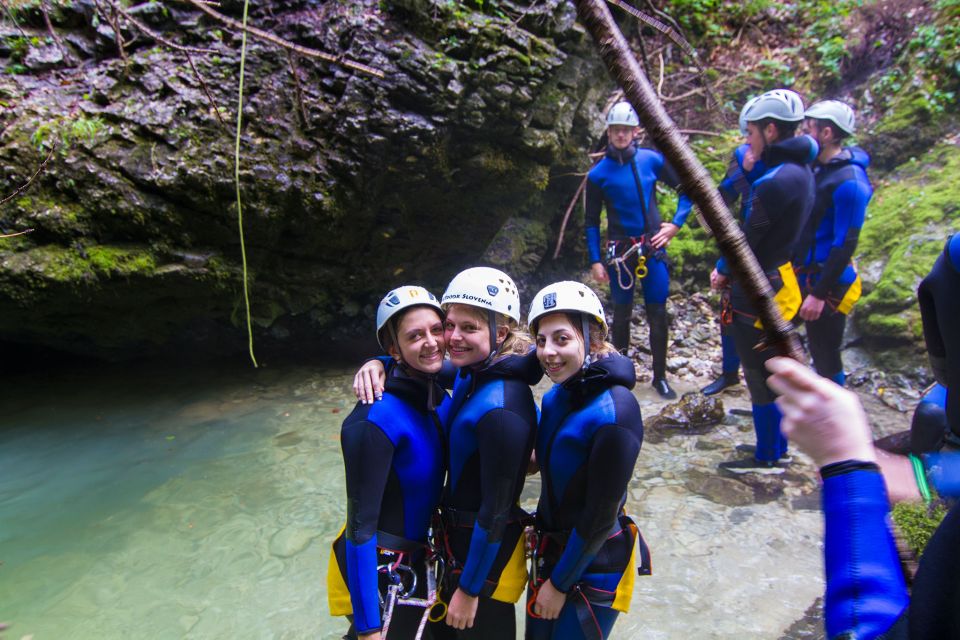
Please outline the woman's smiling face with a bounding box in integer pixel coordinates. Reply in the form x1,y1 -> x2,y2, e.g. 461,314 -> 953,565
444,304 -> 491,368
535,313 -> 585,384
389,307 -> 446,374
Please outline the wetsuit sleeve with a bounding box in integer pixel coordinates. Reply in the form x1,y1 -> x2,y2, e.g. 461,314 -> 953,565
341,419 -> 395,634
810,177 -> 869,299
820,462 -> 908,640
657,159 -> 692,228
457,408 -> 533,596
922,453 -> 960,498
550,423 -> 641,592
585,178 -> 605,264
718,156 -> 742,208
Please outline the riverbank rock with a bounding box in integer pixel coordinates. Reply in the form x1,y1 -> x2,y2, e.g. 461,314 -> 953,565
645,392 -> 725,444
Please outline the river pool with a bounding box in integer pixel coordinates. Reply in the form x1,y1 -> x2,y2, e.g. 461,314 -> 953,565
0,360 -> 825,639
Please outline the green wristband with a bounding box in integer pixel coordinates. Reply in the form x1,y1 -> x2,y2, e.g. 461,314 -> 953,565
909,454 -> 933,504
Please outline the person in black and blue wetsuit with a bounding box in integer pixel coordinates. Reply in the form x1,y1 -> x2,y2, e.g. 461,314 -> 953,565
703,97 -> 768,396
795,100 -> 872,386
711,89 -> 818,473
767,356 -> 960,640
525,281 -> 650,640
917,233 -> 960,447
586,101 -> 694,399
910,383 -> 949,455
328,286 -> 450,640
354,267 -> 540,639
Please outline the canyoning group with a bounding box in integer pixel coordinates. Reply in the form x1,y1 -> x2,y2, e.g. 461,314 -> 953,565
325,94 -> 960,640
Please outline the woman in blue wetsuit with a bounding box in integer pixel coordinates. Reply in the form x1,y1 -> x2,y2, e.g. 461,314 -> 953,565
355,267 -> 541,639
328,286 -> 450,640
525,281 -> 649,640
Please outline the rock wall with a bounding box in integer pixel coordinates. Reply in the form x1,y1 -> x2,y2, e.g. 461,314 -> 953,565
0,0 -> 610,359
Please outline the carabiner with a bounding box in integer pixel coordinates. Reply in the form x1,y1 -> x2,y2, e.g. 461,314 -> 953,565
635,255 -> 648,280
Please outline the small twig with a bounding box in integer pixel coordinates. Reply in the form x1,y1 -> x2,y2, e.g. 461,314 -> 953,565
40,0 -> 73,64
286,50 -> 309,129
677,128 -> 722,137
0,143 -> 57,206
656,51 -> 664,96
183,0 -> 386,78
661,86 -> 703,102
510,0 -> 542,28
92,0 -> 128,62
105,0 -> 216,54
552,176 -> 588,259
0,0 -> 30,38
0,228 -> 34,238
186,53 -> 227,129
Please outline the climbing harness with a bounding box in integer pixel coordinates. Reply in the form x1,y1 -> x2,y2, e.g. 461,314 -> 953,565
379,546 -> 441,640
525,527 -> 544,619
607,238 -> 649,291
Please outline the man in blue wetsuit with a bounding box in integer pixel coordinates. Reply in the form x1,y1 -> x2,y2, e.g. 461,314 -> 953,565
795,100 -> 872,386
703,97 -> 767,396
585,101 -> 693,399
711,89 -> 817,473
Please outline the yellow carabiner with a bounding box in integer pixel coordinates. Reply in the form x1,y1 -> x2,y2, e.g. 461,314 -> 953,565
635,255 -> 648,280
428,597 -> 448,623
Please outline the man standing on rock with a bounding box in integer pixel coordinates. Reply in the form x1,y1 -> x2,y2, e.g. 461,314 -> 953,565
711,89 -> 817,473
585,101 -> 693,399
795,100 -> 872,387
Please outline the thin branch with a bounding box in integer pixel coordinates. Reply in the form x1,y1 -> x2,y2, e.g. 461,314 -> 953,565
0,0 -> 30,38
40,0 -> 73,64
92,0 -> 128,62
286,50 -> 309,129
678,128 -> 723,137
661,86 -> 703,102
0,228 -> 34,238
552,176 -> 587,259
0,143 -> 57,206
182,0 -> 385,78
656,51 -> 664,96
104,0 -> 217,54
186,53 -> 227,129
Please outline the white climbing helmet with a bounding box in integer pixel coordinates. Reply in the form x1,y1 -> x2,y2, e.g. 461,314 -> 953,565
742,89 -> 805,124
804,99 -> 856,135
441,267 -> 521,323
739,95 -> 761,136
375,285 -> 443,349
606,101 -> 640,127
527,281 -> 607,335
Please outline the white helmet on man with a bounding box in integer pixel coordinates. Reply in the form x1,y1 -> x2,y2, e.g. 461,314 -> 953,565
527,281 -> 607,334
606,101 -> 640,128
441,266 -> 520,322
804,99 -> 856,135
742,89 -> 805,124
739,95 -> 761,136
375,285 -> 442,349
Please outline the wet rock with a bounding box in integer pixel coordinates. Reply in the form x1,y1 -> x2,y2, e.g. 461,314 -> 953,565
874,429 -> 912,455
644,393 -> 725,443
684,469 -> 754,507
24,45 -> 64,71
273,431 -> 304,448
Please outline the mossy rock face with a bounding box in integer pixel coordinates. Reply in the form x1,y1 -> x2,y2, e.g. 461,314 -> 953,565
0,0 -> 610,359
856,141 -> 960,344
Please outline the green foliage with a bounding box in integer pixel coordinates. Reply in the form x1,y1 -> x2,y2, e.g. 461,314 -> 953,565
30,114 -> 105,154
892,500 -> 948,556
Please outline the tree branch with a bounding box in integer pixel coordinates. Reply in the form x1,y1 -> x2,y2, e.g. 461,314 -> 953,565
181,0 -> 385,78
0,143 -> 57,206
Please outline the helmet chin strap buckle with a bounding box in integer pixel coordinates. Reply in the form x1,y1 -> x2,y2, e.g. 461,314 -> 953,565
581,313 -> 593,370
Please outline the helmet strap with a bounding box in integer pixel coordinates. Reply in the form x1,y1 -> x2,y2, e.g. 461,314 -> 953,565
581,313 -> 593,370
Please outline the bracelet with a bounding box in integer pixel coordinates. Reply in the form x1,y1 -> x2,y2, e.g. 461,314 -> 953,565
909,454 -> 933,504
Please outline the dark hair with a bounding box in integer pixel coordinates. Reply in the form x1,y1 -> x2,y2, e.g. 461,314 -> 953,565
814,118 -> 850,142
755,117 -> 799,142
379,305 -> 444,353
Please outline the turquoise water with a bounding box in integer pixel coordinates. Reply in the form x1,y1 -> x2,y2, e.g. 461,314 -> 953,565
0,362 -> 824,639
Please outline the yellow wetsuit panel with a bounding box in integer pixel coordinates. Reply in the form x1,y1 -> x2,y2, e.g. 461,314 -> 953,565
754,262 -> 802,329
835,274 -> 862,315
611,523 -> 638,613
490,533 -> 529,603
327,525 -> 352,617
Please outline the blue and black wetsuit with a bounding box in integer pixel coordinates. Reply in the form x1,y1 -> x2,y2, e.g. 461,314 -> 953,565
918,234 -> 960,443
795,147 -> 873,385
433,349 -> 542,640
328,365 -> 450,638
714,144 -> 767,378
585,142 -> 693,380
716,134 -> 817,463
527,353 -> 649,640
819,454 -> 960,640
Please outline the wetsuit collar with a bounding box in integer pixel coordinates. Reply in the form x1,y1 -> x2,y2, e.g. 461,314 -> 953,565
560,352 -> 636,403
606,141 -> 638,165
762,134 -> 817,168
391,362 -> 446,412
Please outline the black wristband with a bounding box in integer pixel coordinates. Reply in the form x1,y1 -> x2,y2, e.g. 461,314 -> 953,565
820,459 -> 880,479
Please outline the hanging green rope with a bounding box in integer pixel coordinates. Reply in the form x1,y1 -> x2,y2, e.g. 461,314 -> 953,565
234,0 -> 258,367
